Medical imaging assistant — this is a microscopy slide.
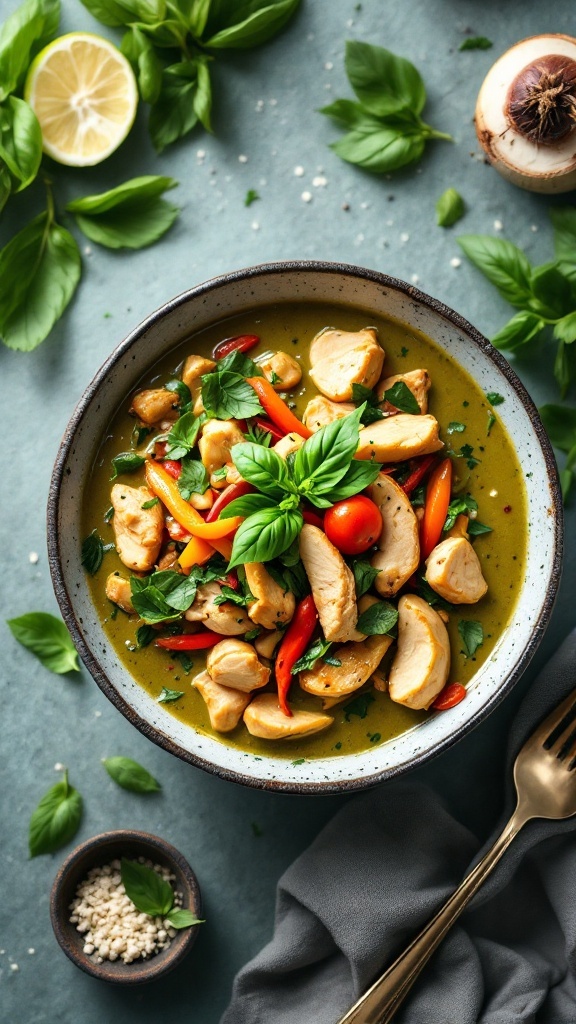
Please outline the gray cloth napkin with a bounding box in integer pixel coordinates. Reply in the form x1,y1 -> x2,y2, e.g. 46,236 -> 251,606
221,630 -> 576,1024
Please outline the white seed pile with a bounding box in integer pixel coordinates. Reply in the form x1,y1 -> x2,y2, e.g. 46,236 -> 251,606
69,858 -> 181,964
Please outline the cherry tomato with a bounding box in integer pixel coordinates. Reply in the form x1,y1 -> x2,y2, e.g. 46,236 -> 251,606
324,496 -> 382,555
431,683 -> 467,711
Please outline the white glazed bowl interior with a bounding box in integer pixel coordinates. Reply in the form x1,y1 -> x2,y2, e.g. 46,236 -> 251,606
48,262 -> 562,794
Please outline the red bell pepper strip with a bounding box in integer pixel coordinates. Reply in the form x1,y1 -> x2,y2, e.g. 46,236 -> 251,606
246,377 -> 312,439
275,595 -> 318,717
205,481 -> 255,522
252,416 -> 285,443
302,509 -> 324,529
420,458 -> 453,560
432,682 -> 466,710
156,631 -> 222,651
401,455 -> 437,496
162,459 -> 182,480
213,334 -> 260,360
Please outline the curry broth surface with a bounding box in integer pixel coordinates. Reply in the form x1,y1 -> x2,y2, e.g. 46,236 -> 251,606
84,302 -> 527,760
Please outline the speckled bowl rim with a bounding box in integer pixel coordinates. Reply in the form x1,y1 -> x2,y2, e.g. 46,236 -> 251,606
47,260 -> 563,794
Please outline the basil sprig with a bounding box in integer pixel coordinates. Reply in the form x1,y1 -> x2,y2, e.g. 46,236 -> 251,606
223,407 -> 381,568
7,611 -> 79,674
103,756 -> 161,793
29,769 -> 83,857
320,41 -> 451,175
121,858 -> 203,930
66,176 -> 179,250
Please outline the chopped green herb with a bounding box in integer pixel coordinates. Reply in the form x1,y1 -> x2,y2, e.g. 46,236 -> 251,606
467,520 -> 492,536
383,380 -> 419,415
417,577 -> 454,612
213,585 -> 250,607
351,558 -> 381,598
343,692 -> 375,721
136,624 -> 156,648
163,412 -> 202,460
133,425 -> 151,446
81,530 -> 105,575
351,383 -> 384,424
244,627 -> 261,640
104,505 -> 114,523
444,494 -> 478,532
292,637 -> 335,674
486,392 -> 505,406
368,732 -> 381,743
165,379 -> 191,409
177,458 -> 209,499
141,497 -> 159,509
400,346 -> 409,357
202,369 -> 264,420
459,36 -> 492,51
447,421 -> 466,434
458,619 -> 484,657
245,190 -> 260,207
212,466 -> 228,481
459,443 -> 480,469
130,570 -> 197,623
487,411 -> 496,436
110,452 -> 146,480
251,821 -> 263,837
244,423 -> 273,447
291,758 -> 306,766
176,651 -> 194,674
410,484 -> 425,507
157,686 -> 185,703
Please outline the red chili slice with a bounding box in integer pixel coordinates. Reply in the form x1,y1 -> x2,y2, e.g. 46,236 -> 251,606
156,632 -> 221,651
213,334 -> 260,360
432,683 -> 467,710
162,459 -> 182,480
205,481 -> 255,522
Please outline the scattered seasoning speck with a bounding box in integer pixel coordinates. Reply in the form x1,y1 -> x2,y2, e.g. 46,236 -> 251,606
28,551 -> 39,564
312,175 -> 328,187
411,274 -> 420,284
324,61 -> 333,70
94,710 -> 102,717
10,964 -> 19,972
269,98 -> 277,106
294,166 -> 305,177
503,505 -> 512,513
27,949 -> 35,955
530,224 -> 539,232
238,154 -> 248,163
400,232 -> 410,243
493,219 -> 503,231
54,762 -> 65,772
196,149 -> 205,159
255,99 -> 264,112
301,191 -> 313,203
360,201 -> 370,209
342,202 -> 350,211
450,257 -> 462,268
489,489 -> 498,497
251,221 -> 260,231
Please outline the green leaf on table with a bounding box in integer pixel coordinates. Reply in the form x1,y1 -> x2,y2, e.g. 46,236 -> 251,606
149,59 -> 212,151
103,756 -> 161,792
553,312 -> 576,345
0,211 -> 81,351
177,459 -> 209,500
351,559 -> 380,598
550,206 -> 576,263
157,686 -> 185,703
332,121 -> 426,174
319,98 -> 378,130
231,442 -> 292,499
164,411 -> 202,459
202,370 -> 263,420
539,404 -> 576,456
343,691 -> 374,721
0,96 -> 42,192
228,507 -> 303,569
356,600 -> 398,636
81,530 -> 106,575
29,770 -> 82,857
291,637 -> 338,674
382,380 -> 420,414
457,235 -> 533,307
121,25 -> 163,103
110,451 -> 146,479
435,187 -> 465,228
491,310 -> 545,351
67,176 -> 179,250
203,0 -> 301,49
121,858 -> 173,916
79,0 -> 165,28
130,570 -> 197,622
165,907 -> 204,929
7,612 -> 79,674
458,619 -> 484,657
459,36 -> 492,51
244,189 -> 260,207
0,0 -> 59,102
0,164 -> 11,215
345,40 -> 426,117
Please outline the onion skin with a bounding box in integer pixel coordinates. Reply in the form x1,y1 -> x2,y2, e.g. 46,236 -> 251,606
507,55 -> 576,143
475,34 -> 576,194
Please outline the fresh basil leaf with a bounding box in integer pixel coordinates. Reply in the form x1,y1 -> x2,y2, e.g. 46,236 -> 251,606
231,442 -> 292,499
458,443 -> 480,469
7,611 -> 79,674
81,530 -> 105,575
436,187 -> 465,228
157,685 -> 185,703
457,235 -> 533,307
203,0 -> 300,49
410,484 -> 425,507
244,189 -> 259,207
141,497 -> 159,509
553,312 -> 576,345
345,40 -> 426,117
212,584 -> 247,607
67,175 -> 177,215
179,0 -> 211,35
228,507 -> 303,569
291,637 -> 333,674
0,164 -> 11,214
202,371 -> 263,420
326,459 -> 381,502
29,770 -> 82,857
351,383 -> 384,424
443,494 -> 477,531
165,411 -> 201,458
486,392 -> 504,406
459,36 -> 492,50
68,176 -> 179,250
110,452 -> 146,479
0,97 -> 42,192
319,98 -> 379,130
177,458 -> 209,499
121,25 -> 163,103
356,600 -> 398,636
332,122 -> 426,174
244,423 -> 272,446
467,520 -> 492,536
165,379 -> 192,408
529,263 -> 573,318
491,310 -> 545,351
136,624 -> 156,647
0,0 -> 59,102
458,619 -> 484,657
343,691 -> 374,721
447,421 -> 466,434
293,405 -> 363,497
417,576 -> 454,612
165,907 -> 204,929
0,212 -> 81,352
103,756 -> 161,793
131,571 -> 197,622
382,380 -> 419,414
79,0 -> 165,28
550,206 -> 576,262
149,59 -> 212,151
351,559 -> 380,598
121,858 -> 173,916
539,404 -> 576,454
218,348 -> 262,377
219,493 -> 277,518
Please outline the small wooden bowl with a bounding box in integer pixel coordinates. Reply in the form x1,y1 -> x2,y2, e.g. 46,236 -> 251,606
50,830 -> 202,984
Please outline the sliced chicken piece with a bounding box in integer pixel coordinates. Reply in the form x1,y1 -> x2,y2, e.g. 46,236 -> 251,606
258,351 -> 302,390
299,634 -> 393,702
111,484 -> 164,572
244,563 -> 295,631
244,693 -> 333,740
302,395 -> 356,432
309,327 -> 385,401
192,669 -> 251,733
105,573 -> 135,614
182,354 -> 216,392
388,594 -> 450,710
185,582 -> 251,635
367,473 -> 420,597
425,537 -> 488,605
129,389 -> 178,426
199,418 -> 245,489
272,432 -> 304,459
376,369 -> 431,413
357,414 -> 443,463
206,639 -> 270,692
299,524 -> 363,642
371,666 -> 388,692
255,629 -> 283,659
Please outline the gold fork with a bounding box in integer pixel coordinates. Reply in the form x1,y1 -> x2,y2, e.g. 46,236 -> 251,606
337,688 -> 576,1024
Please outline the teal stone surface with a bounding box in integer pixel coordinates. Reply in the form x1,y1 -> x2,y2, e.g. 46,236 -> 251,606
1,0 -> 575,1020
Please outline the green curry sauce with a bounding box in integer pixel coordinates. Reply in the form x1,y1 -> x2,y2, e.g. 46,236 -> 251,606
83,302 -> 527,760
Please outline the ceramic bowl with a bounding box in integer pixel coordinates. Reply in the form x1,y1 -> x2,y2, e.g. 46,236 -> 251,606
50,830 -> 202,983
48,261 -> 562,794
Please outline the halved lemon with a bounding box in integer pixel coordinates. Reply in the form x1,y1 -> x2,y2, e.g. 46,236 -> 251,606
25,33 -> 138,167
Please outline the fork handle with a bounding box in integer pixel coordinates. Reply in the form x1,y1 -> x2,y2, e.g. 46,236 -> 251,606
336,810 -> 526,1024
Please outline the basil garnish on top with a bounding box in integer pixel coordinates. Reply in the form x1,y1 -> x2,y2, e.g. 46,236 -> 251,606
382,380 -> 419,414
130,570 -> 197,623
121,858 -> 203,930
177,459 -> 209,500
202,370 -> 264,420
163,411 -> 202,459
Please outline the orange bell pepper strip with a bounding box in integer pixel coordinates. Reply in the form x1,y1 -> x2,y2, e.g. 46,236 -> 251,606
420,457 -> 453,560
179,533 -> 233,570
145,461 -> 236,560
246,377 -> 312,439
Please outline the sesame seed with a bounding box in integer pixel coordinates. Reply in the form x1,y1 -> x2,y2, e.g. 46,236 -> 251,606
450,257 -> 462,268
312,175 -> 327,187
27,949 -> 35,955
196,149 -> 205,159
94,710 -> 102,718
238,154 -> 248,164
360,201 -> 370,209
28,552 -> 39,564
494,219 -> 503,231
10,964 -> 19,972
301,191 -> 313,203
489,489 -> 498,497
324,61 -> 333,70
54,762 -> 65,772
411,274 -> 420,284
294,166 -> 305,177
400,232 -> 410,243
251,221 -> 260,231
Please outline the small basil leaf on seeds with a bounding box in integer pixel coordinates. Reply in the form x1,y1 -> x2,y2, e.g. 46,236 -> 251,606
29,769 -> 82,857
458,619 -> 484,657
351,559 -> 381,597
66,176 -> 179,250
157,686 -> 184,703
486,392 -> 504,406
81,530 -> 105,574
356,600 -> 398,636
177,459 -> 209,500
7,611 -> 79,673
121,858 -> 173,917
103,756 -> 161,793
343,691 -> 374,721
435,187 -> 465,228
459,36 -> 492,51
110,451 -> 146,479
165,908 -> 204,929
382,380 -> 419,414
